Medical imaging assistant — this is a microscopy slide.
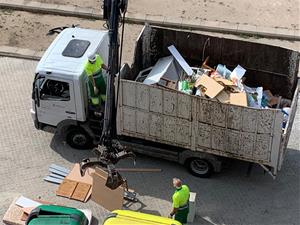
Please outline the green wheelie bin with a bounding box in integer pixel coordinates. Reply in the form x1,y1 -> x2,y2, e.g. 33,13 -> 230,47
26,205 -> 89,225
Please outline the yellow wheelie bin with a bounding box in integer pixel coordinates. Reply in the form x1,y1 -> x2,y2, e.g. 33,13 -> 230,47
102,210 -> 182,225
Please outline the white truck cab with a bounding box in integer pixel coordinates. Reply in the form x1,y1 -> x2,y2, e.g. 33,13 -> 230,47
31,27 -> 109,148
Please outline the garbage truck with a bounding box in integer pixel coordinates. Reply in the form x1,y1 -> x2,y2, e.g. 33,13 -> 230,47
31,25 -> 299,178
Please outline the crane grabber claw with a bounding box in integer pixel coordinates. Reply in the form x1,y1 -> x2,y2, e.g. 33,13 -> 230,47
79,143 -> 136,190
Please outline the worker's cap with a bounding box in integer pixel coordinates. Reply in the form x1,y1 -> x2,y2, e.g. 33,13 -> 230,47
88,53 -> 97,62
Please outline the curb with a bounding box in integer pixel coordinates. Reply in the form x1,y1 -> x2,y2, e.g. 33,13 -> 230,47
0,0 -> 299,41
1,45 -> 299,79
0,46 -> 43,60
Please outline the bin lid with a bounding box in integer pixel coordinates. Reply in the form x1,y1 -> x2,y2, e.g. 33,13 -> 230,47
103,210 -> 182,225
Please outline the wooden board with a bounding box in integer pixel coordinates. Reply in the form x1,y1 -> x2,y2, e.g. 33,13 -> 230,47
71,183 -> 91,202
66,164 -> 94,202
112,168 -> 162,172
56,179 -> 77,198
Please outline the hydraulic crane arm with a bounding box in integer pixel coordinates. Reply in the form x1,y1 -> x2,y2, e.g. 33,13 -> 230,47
80,0 -> 135,190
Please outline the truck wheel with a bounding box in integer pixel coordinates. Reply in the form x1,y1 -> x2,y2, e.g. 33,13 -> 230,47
186,158 -> 213,178
66,128 -> 92,150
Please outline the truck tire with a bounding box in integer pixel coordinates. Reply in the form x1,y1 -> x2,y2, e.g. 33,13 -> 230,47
186,158 -> 213,178
66,127 -> 93,150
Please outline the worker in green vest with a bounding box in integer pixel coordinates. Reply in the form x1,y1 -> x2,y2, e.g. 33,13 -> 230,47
84,53 -> 108,106
169,178 -> 190,224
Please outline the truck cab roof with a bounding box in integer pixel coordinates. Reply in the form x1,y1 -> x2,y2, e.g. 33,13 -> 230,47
36,27 -> 109,79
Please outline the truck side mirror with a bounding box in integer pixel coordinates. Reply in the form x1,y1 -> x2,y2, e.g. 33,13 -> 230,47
34,76 -> 44,107
35,86 -> 40,107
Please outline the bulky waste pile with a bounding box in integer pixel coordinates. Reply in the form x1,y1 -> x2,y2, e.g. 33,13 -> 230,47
135,45 -> 291,128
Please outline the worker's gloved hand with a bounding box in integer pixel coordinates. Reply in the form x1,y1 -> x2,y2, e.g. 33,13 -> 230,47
94,87 -> 99,95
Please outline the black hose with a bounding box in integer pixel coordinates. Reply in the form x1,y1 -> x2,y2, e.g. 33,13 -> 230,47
115,10 -> 126,111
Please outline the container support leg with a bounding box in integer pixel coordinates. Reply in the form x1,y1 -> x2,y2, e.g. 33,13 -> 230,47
259,164 -> 276,180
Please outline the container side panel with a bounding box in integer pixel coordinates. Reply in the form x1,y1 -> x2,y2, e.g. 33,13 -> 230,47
283,86 -> 299,138
211,127 -> 226,151
149,114 -> 163,138
271,111 -> 284,171
240,132 -> 255,158
163,116 -> 177,142
257,110 -> 275,134
242,108 -> 257,132
178,93 -> 192,120
196,123 -> 211,148
254,134 -> 272,161
225,130 -> 240,154
122,107 -> 136,133
163,91 -> 177,116
219,38 -> 300,99
212,102 -> 227,127
197,98 -> 212,124
136,111 -> 149,136
191,97 -> 197,150
278,86 -> 299,170
122,82 -> 136,107
150,87 -> 163,113
176,118 -> 192,146
120,80 -> 285,166
227,105 -> 242,130
136,83 -> 149,111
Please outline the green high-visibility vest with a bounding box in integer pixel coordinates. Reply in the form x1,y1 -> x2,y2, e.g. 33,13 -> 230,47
84,54 -> 106,105
84,54 -> 104,77
172,185 -> 190,209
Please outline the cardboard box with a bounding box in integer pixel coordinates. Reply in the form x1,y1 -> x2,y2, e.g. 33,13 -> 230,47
230,93 -> 248,106
214,77 -> 234,86
3,198 -> 25,225
195,75 -> 224,98
91,168 -> 124,211
216,91 -> 230,103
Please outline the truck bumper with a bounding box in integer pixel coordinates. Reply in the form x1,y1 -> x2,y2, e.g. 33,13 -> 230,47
30,108 -> 35,121
30,108 -> 40,129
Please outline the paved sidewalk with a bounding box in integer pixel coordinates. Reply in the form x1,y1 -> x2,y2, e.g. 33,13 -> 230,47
6,0 -> 299,30
0,46 -> 43,60
0,0 -> 299,40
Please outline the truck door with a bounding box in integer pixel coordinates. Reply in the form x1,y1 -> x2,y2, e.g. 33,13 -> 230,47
36,78 -> 76,126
